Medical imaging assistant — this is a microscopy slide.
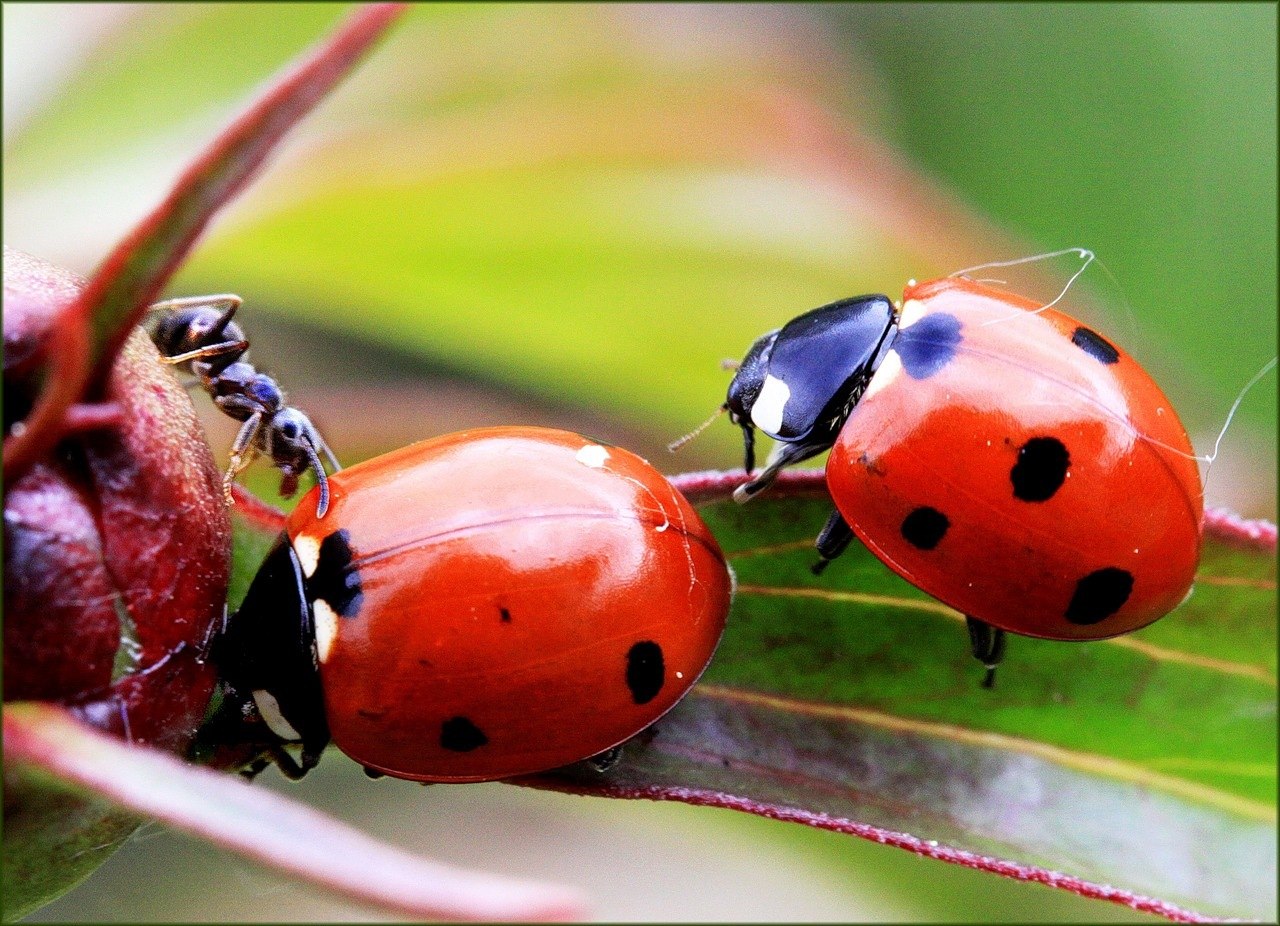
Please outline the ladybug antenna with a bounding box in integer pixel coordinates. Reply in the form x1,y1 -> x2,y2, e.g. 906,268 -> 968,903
950,246 -> 1094,281
668,405 -> 727,453
1201,355 -> 1277,470
1127,355 -> 1276,481
956,248 -> 1097,327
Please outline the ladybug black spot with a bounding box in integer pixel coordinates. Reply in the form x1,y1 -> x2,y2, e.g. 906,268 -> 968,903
1010,437 -> 1070,502
440,716 -> 488,752
498,606 -> 512,623
305,529 -> 363,617
1071,326 -> 1120,365
900,506 -> 950,550
1065,568 -> 1134,624
894,312 -> 962,380
626,641 -> 665,705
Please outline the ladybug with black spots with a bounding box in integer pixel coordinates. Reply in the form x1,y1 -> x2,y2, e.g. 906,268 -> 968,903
723,272 -> 1202,685
209,426 -> 732,780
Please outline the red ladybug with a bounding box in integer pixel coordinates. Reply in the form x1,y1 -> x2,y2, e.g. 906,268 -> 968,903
724,275 -> 1202,684
213,427 -> 732,780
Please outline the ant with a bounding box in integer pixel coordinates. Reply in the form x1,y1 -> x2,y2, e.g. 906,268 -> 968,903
148,294 -> 340,518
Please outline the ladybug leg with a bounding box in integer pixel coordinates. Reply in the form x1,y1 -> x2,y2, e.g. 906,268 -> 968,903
239,756 -> 273,780
585,745 -> 623,773
965,616 -> 1006,689
812,508 -> 854,575
740,422 -> 756,474
733,440 -> 824,503
268,742 -> 312,781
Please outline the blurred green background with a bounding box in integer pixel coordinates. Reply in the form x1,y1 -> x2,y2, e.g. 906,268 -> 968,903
4,3 -> 1275,921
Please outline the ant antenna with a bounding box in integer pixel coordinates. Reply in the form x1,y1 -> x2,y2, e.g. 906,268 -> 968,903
668,405 -> 727,453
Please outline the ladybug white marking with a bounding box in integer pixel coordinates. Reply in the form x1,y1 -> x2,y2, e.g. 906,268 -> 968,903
253,689 -> 302,742
576,444 -> 610,468
751,374 -> 791,434
898,297 -> 927,329
862,351 -> 903,401
313,599 -> 339,664
293,534 -> 321,578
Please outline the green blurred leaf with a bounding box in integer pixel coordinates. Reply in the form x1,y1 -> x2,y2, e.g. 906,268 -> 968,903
537,484 -> 1276,920
1,765 -> 140,923
834,4 -> 1277,435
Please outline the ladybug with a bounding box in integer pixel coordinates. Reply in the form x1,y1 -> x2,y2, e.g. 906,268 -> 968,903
724,275 -> 1202,684
211,427 -> 732,780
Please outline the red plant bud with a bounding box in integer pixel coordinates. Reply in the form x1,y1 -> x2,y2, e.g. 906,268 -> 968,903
3,248 -> 231,754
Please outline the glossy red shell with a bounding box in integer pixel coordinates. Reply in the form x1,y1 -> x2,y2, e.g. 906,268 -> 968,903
285,427 -> 731,782
826,277 -> 1203,641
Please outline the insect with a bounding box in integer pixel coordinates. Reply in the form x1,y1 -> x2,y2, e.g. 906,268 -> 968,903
148,294 -> 339,517
208,426 -> 733,781
722,266 -> 1203,685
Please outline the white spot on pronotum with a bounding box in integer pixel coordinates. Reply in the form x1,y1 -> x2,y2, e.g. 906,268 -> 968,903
253,689 -> 302,742
293,535 -> 321,578
862,352 -> 903,401
313,599 -> 339,664
898,298 -> 927,330
751,374 -> 791,434
576,444 -> 610,468
675,671 -> 684,680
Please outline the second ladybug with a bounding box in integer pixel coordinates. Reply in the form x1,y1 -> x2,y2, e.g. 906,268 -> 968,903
723,274 -> 1202,684
209,427 -> 732,780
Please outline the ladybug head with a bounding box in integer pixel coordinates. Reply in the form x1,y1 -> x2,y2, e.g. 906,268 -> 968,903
725,294 -> 899,495
204,535 -> 330,779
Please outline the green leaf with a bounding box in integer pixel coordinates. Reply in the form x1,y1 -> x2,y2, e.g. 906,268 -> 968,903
532,479 -> 1276,921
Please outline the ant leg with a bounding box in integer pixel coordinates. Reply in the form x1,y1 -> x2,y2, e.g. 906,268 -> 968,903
224,413 -> 265,503
149,294 -> 242,316
159,339 -> 249,366
812,508 -> 854,576
966,616 -> 1006,689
